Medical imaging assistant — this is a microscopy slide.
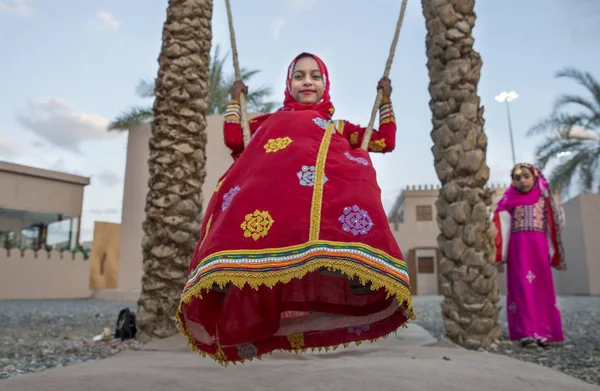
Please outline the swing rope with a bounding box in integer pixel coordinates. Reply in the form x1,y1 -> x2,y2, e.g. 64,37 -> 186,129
224,0 -> 252,147
225,0 -> 408,151
360,0 -> 408,150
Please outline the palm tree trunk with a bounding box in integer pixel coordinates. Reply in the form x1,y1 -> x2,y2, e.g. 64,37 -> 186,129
136,0 -> 212,342
421,0 -> 502,349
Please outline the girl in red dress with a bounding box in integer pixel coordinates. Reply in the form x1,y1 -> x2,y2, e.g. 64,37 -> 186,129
176,52 -> 415,365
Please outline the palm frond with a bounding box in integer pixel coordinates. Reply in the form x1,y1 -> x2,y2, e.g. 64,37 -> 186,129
535,137 -> 587,169
579,161 -> 595,192
553,94 -> 598,115
256,102 -> 277,114
239,68 -> 261,81
556,68 -> 600,96
527,112 -> 586,136
112,42 -> 275,124
547,149 -> 591,193
107,106 -> 153,131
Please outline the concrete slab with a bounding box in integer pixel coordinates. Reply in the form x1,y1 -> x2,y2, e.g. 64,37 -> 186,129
2,324 -> 598,391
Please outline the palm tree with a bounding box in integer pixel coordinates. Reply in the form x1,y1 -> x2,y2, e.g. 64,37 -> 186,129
135,0 -> 212,342
108,45 -> 275,131
421,0 -> 501,349
528,68 -> 600,194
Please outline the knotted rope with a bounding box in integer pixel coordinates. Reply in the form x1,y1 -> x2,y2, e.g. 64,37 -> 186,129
360,0 -> 408,150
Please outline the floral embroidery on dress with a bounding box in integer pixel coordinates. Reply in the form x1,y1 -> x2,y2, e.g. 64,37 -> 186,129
339,205 -> 374,236
348,325 -> 370,336
349,132 -> 359,145
526,270 -> 536,283
236,343 -> 258,360
264,137 -> 293,153
222,186 -> 240,211
241,210 -> 275,241
369,139 -> 386,152
512,199 -> 546,233
508,302 -> 517,313
288,333 -> 305,349
297,165 -> 328,187
344,151 -> 369,166
312,117 -> 329,130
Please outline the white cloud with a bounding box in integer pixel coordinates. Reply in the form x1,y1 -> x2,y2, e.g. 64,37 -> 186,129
554,125 -> 600,140
0,0 -> 34,17
287,0 -> 317,10
0,137 -> 19,159
17,98 -> 111,153
271,18 -> 285,40
95,169 -> 121,187
95,11 -> 121,32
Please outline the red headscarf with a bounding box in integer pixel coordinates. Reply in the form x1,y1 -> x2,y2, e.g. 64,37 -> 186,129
247,53 -> 336,139
277,52 -> 335,120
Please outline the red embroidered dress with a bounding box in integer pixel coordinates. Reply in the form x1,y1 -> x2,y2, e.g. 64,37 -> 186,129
176,53 -> 414,365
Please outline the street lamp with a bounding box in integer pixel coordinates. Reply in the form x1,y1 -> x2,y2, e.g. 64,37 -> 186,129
495,91 -> 519,166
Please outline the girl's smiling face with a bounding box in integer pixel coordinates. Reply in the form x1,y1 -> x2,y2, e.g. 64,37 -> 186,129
512,167 -> 536,193
290,56 -> 324,104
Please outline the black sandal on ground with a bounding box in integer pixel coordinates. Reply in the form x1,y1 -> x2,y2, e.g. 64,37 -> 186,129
537,338 -> 550,348
520,337 -> 537,348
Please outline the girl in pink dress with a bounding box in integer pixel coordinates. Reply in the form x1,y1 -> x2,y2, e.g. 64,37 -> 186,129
493,163 -> 566,348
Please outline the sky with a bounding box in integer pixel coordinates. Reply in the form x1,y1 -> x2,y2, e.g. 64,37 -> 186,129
0,0 -> 598,241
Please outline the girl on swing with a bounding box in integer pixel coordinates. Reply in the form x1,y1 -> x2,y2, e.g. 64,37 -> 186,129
493,163 -> 566,348
176,52 -> 415,365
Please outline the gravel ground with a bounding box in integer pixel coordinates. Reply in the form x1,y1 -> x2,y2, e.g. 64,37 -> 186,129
0,300 -> 139,380
1,297 -> 599,386
413,295 -> 600,387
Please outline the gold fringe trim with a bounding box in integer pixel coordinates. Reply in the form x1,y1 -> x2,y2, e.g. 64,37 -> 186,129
308,122 -> 335,241
175,258 -> 417,367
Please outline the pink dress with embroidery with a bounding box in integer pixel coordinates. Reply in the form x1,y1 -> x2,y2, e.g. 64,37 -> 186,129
493,169 -> 565,342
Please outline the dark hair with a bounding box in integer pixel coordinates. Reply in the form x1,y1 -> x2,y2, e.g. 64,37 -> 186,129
295,52 -> 314,61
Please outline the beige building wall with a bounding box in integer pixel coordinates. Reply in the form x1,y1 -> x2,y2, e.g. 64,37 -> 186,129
581,194 -> 600,295
0,162 -> 90,300
553,193 -> 600,295
0,249 -> 91,300
109,114 -> 256,300
0,161 -> 89,216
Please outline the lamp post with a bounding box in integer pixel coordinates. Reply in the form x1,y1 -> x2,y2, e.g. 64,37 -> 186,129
494,91 -> 519,166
